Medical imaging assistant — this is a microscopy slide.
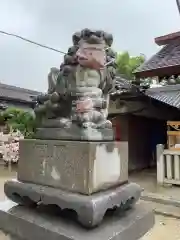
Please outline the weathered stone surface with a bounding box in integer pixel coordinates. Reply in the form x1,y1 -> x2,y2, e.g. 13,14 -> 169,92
34,29 -> 117,141
4,180 -> 141,228
17,139 -> 128,195
0,200 -> 154,240
35,125 -> 114,141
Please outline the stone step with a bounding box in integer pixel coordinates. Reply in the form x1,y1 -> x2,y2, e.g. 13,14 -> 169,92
0,201 -> 154,240
140,199 -> 180,219
141,191 -> 180,207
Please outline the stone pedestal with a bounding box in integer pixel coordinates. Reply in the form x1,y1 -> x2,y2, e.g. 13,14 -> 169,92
0,201 -> 154,240
5,138 -> 145,228
18,139 -> 128,195
4,180 -> 142,228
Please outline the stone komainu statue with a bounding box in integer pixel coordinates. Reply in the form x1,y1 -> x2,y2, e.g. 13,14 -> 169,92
34,29 -> 117,140
3,29 -> 145,233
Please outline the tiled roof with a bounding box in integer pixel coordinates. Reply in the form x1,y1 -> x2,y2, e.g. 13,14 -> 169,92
135,38 -> 180,74
145,85 -> 180,109
115,76 -> 132,89
155,31 -> 180,46
0,83 -> 41,103
113,77 -> 180,109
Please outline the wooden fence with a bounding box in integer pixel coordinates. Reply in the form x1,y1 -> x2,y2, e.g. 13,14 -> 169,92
157,144 -> 180,185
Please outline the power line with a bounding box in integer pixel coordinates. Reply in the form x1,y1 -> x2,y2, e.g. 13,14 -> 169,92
0,30 -> 66,55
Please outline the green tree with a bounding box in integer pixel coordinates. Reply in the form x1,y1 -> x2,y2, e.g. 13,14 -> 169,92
1,108 -> 36,138
116,51 -> 145,79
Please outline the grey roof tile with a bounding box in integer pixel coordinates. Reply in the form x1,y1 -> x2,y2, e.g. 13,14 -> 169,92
145,85 -> 180,109
135,38 -> 180,74
0,83 -> 41,103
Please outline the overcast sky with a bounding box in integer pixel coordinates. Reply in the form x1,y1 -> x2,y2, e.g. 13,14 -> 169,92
0,0 -> 179,91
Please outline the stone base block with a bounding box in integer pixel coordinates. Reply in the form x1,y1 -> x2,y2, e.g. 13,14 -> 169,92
36,124 -> 114,141
0,200 -> 154,240
4,180 -> 142,228
18,139 -> 128,195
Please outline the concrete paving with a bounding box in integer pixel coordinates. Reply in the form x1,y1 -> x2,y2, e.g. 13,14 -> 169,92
140,200 -> 180,219
142,215 -> 180,240
130,169 -> 180,200
0,166 -> 18,239
0,233 -> 18,239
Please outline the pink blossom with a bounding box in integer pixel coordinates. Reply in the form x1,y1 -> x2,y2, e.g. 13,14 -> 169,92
0,131 -> 24,164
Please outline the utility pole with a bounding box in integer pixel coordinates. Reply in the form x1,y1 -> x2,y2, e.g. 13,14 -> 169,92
176,0 -> 180,15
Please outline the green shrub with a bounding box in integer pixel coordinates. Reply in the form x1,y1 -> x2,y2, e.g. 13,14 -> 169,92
1,107 -> 36,138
